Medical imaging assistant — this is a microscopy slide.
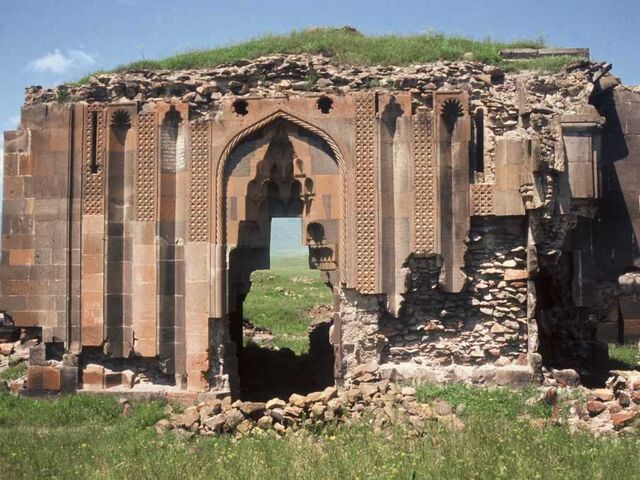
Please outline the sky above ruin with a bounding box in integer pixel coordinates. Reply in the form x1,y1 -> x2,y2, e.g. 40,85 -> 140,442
0,0 -> 638,242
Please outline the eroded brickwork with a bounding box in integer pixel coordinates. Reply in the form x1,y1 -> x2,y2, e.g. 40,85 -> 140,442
383,218 -> 528,367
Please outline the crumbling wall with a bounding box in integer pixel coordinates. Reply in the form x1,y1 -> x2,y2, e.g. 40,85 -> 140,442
382,217 -> 528,368
339,289 -> 386,376
6,51 -> 632,392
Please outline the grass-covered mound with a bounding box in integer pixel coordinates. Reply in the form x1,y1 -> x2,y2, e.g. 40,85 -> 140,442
78,28 -> 580,83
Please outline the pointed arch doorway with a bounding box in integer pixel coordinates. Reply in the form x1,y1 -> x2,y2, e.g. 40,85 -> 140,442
219,115 -> 345,399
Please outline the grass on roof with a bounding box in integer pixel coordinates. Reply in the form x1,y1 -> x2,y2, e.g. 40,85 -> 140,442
75,28 -> 576,84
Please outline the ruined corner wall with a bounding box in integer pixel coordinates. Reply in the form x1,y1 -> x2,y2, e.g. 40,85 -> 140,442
387,217 -> 528,367
1,104 -> 80,345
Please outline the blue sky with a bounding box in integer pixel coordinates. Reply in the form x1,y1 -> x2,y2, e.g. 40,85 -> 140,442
0,0 -> 638,243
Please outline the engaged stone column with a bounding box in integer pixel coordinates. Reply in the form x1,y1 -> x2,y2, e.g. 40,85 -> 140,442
434,92 -> 470,293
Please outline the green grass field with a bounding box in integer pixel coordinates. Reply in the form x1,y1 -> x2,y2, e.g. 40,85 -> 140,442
75,28 -> 578,84
243,255 -> 332,353
2,384 -> 640,479
3,259 -> 640,478
609,342 -> 639,369
0,362 -> 26,382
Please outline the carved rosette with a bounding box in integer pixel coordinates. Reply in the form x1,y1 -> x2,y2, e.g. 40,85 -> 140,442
354,93 -> 378,293
189,121 -> 210,242
412,111 -> 437,255
83,103 -> 106,215
136,111 -> 157,221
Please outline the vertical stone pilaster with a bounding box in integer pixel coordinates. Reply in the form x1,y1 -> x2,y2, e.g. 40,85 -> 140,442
81,104 -> 106,346
434,92 -> 470,293
354,92 -> 379,294
104,105 -> 137,358
412,110 -> 438,255
185,120 -> 211,390
132,109 -> 158,357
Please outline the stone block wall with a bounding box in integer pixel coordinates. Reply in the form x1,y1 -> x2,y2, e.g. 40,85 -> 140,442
1,52 -> 636,394
1,104 -> 77,344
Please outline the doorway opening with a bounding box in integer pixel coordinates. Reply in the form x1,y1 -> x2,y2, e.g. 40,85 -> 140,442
238,217 -> 334,400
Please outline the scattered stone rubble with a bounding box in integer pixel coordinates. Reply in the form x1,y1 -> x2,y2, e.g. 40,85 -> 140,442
4,334 -> 640,438
0,323 -> 38,394
148,362 -> 640,439
156,374 -> 463,439
564,370 -> 640,436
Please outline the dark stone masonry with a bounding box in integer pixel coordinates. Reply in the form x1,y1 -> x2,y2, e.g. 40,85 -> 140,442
1,48 -> 640,397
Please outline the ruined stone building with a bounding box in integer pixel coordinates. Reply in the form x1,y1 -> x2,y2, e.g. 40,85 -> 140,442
2,47 -> 639,396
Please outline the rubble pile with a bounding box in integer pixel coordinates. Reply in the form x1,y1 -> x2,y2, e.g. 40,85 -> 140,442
567,370 -> 640,436
156,379 -> 463,438
0,326 -> 37,394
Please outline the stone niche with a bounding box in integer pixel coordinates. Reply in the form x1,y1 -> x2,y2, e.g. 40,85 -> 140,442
2,61 -> 638,395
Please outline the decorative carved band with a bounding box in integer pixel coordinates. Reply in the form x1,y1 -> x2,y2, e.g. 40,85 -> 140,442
470,183 -> 494,216
354,93 -> 378,293
83,104 -> 106,215
136,111 -> 157,221
189,121 -> 210,242
412,112 -> 437,255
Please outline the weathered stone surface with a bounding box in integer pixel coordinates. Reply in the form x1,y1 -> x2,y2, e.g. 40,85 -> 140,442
586,399 -> 607,416
592,389 -> 615,402
223,409 -> 244,429
289,393 -> 307,408
612,411 -> 636,430
203,414 -> 226,432
552,369 -> 581,387
265,398 -> 286,410
257,415 -> 273,430
432,400 -> 453,416
177,406 -> 200,428
239,402 -> 266,419
1,50 -> 636,395
401,386 -> 416,396
155,419 -> 171,434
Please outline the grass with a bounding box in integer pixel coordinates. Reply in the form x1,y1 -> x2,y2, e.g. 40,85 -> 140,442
0,362 -> 26,381
502,55 -> 584,73
242,255 -> 332,354
74,28 -> 576,84
415,383 -> 553,419
2,388 -> 640,479
608,342 -> 639,369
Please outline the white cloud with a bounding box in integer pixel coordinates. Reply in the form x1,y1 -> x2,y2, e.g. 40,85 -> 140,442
28,49 -> 96,74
